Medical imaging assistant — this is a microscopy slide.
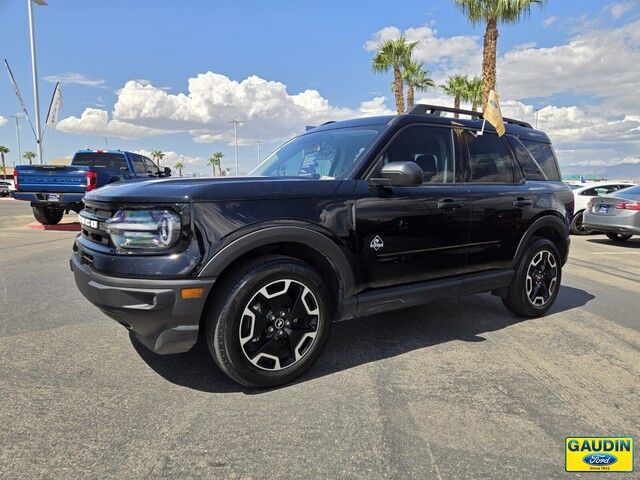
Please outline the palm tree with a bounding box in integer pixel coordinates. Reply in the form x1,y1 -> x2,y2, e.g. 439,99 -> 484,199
464,76 -> 484,111
23,151 -> 36,165
174,161 -> 185,177
402,61 -> 435,109
454,0 -> 546,107
0,145 -> 9,179
441,75 -> 469,117
150,150 -> 166,168
208,152 -> 224,177
372,36 -> 418,114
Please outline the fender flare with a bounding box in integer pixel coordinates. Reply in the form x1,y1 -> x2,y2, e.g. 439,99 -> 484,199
197,226 -> 356,297
511,214 -> 570,268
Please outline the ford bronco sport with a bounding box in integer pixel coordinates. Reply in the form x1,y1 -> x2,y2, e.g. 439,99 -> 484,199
71,105 -> 573,387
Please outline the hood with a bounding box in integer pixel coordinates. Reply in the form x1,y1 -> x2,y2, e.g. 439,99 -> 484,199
85,176 -> 344,203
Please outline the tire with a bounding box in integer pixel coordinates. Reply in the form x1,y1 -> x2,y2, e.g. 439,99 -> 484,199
570,210 -> 593,235
205,255 -> 332,388
32,205 -> 64,225
606,232 -> 633,242
502,238 -> 562,318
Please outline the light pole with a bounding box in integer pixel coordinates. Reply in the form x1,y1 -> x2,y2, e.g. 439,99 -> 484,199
230,120 -> 243,176
103,137 -> 109,149
8,114 -> 24,164
28,0 -> 46,165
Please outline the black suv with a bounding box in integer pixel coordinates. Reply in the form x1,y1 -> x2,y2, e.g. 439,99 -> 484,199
71,105 -> 573,387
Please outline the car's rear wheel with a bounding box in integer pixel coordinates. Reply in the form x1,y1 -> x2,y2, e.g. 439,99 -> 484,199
502,238 -> 562,318
32,205 -> 64,225
605,232 -> 633,242
205,255 -> 332,388
570,210 -> 593,235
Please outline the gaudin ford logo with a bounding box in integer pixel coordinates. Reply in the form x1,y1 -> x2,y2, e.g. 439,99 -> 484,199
565,437 -> 633,472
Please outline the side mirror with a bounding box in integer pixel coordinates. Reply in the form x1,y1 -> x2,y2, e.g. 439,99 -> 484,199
370,161 -> 423,187
163,167 -> 172,176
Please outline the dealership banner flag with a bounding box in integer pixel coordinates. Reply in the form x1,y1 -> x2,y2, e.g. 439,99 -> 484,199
483,89 -> 506,137
3,58 -> 37,138
46,82 -> 62,128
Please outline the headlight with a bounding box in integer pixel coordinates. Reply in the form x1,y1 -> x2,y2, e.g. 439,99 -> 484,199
106,209 -> 181,251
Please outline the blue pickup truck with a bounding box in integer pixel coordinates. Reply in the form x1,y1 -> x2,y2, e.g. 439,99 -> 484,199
12,150 -> 170,225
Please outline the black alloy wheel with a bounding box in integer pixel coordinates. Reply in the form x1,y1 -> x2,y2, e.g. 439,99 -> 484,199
206,255 -> 332,388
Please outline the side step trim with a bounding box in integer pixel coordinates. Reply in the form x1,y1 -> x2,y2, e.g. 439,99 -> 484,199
344,270 -> 514,319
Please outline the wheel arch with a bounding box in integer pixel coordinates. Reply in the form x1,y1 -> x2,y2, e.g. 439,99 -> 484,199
512,213 -> 570,267
198,226 -> 356,323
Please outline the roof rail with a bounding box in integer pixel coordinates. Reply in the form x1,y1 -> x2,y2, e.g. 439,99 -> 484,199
320,120 -> 337,126
408,104 -> 533,129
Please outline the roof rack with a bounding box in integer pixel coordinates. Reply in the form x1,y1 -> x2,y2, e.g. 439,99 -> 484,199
409,104 -> 533,129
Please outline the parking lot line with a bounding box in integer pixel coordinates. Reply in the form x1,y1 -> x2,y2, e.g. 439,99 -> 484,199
588,251 -> 640,255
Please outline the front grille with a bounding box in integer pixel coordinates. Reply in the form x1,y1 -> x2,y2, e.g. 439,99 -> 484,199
79,203 -> 116,247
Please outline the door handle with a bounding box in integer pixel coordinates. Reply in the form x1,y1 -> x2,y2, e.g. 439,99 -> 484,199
437,198 -> 464,210
513,197 -> 533,208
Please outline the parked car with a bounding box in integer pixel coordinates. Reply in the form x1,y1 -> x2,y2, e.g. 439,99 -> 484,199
568,182 -> 635,235
70,105 -> 573,388
0,179 -> 13,197
12,150 -> 170,225
583,185 -> 640,241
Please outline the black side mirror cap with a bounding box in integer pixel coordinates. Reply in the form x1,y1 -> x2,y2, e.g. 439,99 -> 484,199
370,161 -> 423,187
163,167 -> 172,176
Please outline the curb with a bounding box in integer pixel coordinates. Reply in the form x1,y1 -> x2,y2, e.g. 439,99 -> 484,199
27,222 -> 81,231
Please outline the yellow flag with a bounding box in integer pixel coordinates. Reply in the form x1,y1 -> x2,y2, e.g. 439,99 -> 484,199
483,90 -> 505,137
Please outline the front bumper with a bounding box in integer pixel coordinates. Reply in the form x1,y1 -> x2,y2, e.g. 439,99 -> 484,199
70,252 -> 216,354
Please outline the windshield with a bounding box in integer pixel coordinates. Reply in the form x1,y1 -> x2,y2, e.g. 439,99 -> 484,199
249,126 -> 385,179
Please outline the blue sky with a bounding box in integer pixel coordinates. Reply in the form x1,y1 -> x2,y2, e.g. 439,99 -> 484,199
1,0 -> 639,175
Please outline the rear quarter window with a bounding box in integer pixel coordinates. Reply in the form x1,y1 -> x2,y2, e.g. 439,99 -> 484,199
520,139 -> 561,181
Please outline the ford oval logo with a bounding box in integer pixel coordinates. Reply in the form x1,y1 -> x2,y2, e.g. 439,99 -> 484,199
582,453 -> 617,466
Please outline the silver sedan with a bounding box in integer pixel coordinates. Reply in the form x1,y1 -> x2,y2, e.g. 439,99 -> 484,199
583,185 -> 640,241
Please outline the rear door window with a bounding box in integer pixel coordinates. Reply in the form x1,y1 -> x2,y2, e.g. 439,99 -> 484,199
458,131 -> 515,183
72,153 -> 127,170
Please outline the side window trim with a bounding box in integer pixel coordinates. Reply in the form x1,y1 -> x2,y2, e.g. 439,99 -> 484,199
363,123 -> 456,185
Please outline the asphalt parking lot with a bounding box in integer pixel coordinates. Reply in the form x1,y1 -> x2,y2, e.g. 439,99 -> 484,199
0,198 -> 638,479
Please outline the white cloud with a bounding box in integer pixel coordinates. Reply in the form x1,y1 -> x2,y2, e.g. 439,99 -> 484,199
56,108 -> 164,138
365,24 -> 481,80
58,73 -> 392,142
543,16 -> 557,27
0,115 -> 7,127
497,19 -> 640,113
367,18 -> 640,116
43,73 -> 106,87
607,1 -> 636,19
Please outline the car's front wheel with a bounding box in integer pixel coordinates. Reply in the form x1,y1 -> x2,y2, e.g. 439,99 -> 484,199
502,238 -> 562,318
205,255 -> 332,388
605,232 -> 633,242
